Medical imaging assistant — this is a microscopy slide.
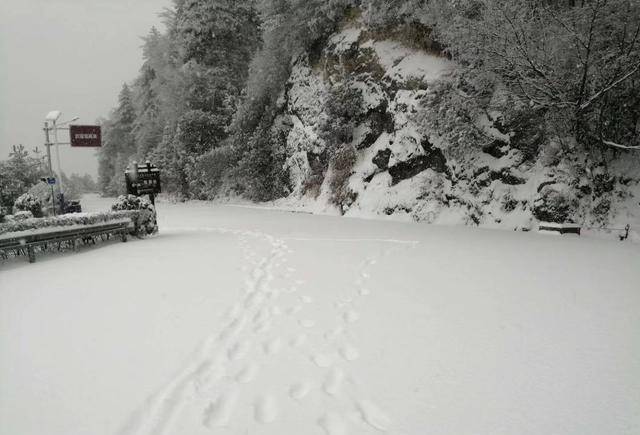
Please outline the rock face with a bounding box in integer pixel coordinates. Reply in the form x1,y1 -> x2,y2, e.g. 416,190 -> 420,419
388,146 -> 447,185
276,20 -> 640,230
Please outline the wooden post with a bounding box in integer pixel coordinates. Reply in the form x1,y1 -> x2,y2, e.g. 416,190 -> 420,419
27,246 -> 36,263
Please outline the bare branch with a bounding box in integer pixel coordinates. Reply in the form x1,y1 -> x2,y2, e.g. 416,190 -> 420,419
602,139 -> 640,150
579,62 -> 640,111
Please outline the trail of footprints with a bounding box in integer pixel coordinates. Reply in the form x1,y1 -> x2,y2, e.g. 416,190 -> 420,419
123,230 -> 392,435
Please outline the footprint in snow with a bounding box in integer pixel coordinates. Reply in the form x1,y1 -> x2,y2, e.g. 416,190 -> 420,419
235,362 -> 259,384
339,344 -> 359,362
357,400 -> 392,431
267,289 -> 281,300
289,382 -> 313,401
299,319 -> 316,329
289,333 -> 307,348
225,303 -> 242,320
219,315 -> 247,341
254,394 -> 278,424
324,327 -> 344,341
245,291 -> 265,309
227,340 -> 251,361
318,412 -> 348,435
253,308 -> 271,325
195,362 -> 226,393
323,367 -> 345,396
343,310 -> 359,324
311,353 -> 335,368
263,337 -> 284,355
287,305 -> 303,316
203,388 -> 239,428
253,319 -> 272,334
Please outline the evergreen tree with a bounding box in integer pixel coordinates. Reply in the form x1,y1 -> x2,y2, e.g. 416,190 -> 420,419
98,84 -> 137,196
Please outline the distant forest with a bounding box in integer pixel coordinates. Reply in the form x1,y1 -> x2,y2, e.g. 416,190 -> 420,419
97,0 -> 640,200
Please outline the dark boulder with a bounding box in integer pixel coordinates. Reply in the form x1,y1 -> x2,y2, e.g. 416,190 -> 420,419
482,140 -> 509,158
357,104 -> 395,150
372,149 -> 392,170
388,146 -> 447,185
496,169 -> 525,185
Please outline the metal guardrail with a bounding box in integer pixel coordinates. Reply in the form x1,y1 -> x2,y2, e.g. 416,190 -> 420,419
0,219 -> 132,263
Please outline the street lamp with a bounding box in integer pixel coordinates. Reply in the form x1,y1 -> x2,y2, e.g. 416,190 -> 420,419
58,116 -> 80,127
43,111 -> 79,215
45,111 -> 61,122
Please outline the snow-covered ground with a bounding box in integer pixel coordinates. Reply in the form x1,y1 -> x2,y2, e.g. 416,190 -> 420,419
1,195 -> 639,435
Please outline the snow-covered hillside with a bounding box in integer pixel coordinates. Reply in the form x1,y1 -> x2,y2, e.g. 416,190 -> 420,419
276,21 -> 640,232
1,196 -> 638,435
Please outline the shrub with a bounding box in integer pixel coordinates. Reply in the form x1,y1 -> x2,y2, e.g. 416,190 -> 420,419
533,185 -> 578,223
14,193 -> 43,218
318,82 -> 365,150
329,144 -> 358,212
197,144 -> 241,198
111,195 -> 158,236
501,192 -> 519,213
13,211 -> 35,221
303,174 -> 325,198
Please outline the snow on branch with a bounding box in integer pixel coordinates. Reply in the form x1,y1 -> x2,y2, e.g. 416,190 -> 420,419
579,63 -> 640,112
602,139 -> 640,151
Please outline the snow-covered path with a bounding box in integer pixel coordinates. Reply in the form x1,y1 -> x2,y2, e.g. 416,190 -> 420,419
1,197 -> 639,435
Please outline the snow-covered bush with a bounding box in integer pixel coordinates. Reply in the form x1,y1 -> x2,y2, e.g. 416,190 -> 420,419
13,211 -> 35,221
0,211 -> 133,236
0,196 -> 157,238
14,193 -> 43,218
111,195 -> 158,236
319,82 -> 365,150
197,144 -> 240,197
533,185 -> 579,223
329,144 -> 358,213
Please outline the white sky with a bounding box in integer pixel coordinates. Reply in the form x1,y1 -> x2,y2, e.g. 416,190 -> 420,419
0,0 -> 170,177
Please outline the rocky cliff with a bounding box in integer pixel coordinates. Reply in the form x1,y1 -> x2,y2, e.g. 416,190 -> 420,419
271,20 -> 640,234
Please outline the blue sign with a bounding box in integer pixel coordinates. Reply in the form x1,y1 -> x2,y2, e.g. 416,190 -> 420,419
47,177 -> 56,185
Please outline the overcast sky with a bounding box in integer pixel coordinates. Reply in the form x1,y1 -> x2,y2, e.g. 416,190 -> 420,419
0,0 -> 170,178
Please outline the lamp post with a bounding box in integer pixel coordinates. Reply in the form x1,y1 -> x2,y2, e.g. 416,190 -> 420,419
43,111 -> 79,215
44,111 -> 60,215
53,115 -> 79,203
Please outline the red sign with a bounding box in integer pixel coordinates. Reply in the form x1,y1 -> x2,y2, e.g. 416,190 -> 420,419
70,125 -> 102,147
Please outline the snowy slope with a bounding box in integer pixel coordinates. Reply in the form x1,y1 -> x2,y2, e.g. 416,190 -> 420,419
1,196 -> 639,435
277,22 -> 640,232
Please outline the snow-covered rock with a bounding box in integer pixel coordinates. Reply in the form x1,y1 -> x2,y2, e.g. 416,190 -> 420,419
277,20 -> 640,233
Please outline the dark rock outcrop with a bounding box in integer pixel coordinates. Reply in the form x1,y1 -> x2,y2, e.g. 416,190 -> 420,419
388,146 -> 447,185
372,149 -> 392,170
482,140 -> 509,158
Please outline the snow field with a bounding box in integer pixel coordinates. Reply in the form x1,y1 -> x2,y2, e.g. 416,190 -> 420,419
1,197 -> 639,435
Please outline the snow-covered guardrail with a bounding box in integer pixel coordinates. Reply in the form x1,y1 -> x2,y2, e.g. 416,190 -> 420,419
0,208 -> 157,264
0,217 -> 134,263
538,222 -> 581,235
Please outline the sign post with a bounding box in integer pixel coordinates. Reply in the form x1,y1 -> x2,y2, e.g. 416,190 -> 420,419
70,125 -> 102,148
125,161 -> 162,205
